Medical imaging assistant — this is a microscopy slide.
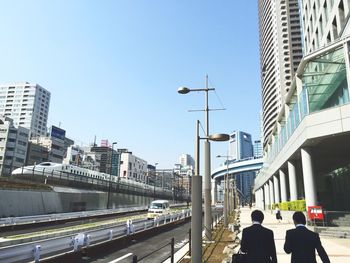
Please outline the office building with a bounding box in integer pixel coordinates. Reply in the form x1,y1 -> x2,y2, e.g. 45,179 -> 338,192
258,0 -> 303,147
30,125 -> 69,164
255,0 -> 350,211
90,145 -> 119,176
178,153 -> 194,168
0,116 -> 29,176
228,131 -> 253,161
0,82 -> 50,138
26,142 -> 49,165
253,140 -> 263,158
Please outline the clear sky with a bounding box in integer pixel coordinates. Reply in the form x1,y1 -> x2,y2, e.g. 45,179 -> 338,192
0,1 -> 261,170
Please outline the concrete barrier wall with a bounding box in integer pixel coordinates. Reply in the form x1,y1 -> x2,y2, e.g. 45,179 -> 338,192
0,189 -> 154,217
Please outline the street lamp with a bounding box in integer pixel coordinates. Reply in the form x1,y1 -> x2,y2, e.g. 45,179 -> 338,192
216,154 -> 235,228
190,120 -> 229,263
107,142 -> 117,209
178,75 -> 217,242
153,162 -> 158,200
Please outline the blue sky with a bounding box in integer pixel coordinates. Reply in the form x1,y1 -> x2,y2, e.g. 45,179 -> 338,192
0,1 -> 261,170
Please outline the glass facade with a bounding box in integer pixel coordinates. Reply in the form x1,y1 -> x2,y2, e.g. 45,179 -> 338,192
265,43 -> 350,165
302,47 -> 349,113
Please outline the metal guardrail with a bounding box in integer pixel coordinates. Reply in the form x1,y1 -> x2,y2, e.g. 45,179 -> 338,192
0,206 -> 147,227
0,203 -> 187,228
0,209 -> 191,263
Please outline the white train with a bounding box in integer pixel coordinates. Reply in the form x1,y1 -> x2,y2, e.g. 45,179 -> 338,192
11,162 -> 170,194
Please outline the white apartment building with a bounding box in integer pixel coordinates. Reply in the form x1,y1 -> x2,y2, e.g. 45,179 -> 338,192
0,82 -> 50,138
255,0 -> 350,212
119,151 -> 147,183
178,153 -> 194,168
258,0 -> 303,147
0,116 -> 29,176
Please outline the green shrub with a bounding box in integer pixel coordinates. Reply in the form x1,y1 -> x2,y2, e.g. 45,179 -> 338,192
272,200 -> 306,211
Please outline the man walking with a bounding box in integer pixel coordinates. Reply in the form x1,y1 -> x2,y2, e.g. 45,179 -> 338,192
284,211 -> 330,263
240,210 -> 277,263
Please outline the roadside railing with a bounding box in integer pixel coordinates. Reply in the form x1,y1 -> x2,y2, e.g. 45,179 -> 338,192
0,209 -> 191,263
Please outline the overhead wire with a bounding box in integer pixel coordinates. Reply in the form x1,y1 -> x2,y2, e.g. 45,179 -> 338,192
208,77 -> 227,111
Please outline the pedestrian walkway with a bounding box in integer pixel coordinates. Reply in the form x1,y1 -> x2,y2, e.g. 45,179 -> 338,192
238,207 -> 350,263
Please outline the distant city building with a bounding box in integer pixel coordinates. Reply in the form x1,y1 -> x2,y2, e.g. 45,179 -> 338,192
178,154 -> 194,168
258,0 -> 303,147
63,145 -> 84,166
228,131 -> 253,161
214,130 -> 261,205
119,149 -> 147,183
174,163 -> 192,196
0,116 -> 29,176
30,125 -> 69,163
253,140 -> 263,158
90,145 -> 118,176
0,82 -> 50,138
26,142 -> 49,165
80,146 -> 101,171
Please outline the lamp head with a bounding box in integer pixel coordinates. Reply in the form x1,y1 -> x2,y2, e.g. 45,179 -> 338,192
177,87 -> 190,94
209,133 -> 230,142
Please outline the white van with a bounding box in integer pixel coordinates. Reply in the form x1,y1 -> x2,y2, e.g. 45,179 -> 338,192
147,200 -> 170,219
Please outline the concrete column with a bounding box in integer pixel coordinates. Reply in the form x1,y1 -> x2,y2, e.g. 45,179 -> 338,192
264,184 -> 270,210
288,161 -> 298,201
279,170 -> 287,202
301,148 -> 317,208
213,180 -> 217,204
259,188 -> 264,209
255,189 -> 260,208
269,179 -> 274,206
273,175 -> 280,203
261,188 -> 265,209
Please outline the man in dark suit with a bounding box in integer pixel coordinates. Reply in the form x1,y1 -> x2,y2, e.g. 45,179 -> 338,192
240,210 -> 277,263
284,211 -> 330,263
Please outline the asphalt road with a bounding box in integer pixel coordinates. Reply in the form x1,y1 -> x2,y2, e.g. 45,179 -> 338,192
80,220 -> 191,263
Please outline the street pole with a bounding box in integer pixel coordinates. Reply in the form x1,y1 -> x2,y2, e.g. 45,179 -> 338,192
204,74 -> 212,241
191,120 -> 202,263
224,173 -> 228,227
107,142 -> 117,209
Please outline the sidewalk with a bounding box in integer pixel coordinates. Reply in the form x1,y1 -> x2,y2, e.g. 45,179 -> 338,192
237,207 -> 350,263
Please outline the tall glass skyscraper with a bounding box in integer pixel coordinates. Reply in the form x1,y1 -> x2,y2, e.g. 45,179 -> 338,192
228,131 -> 253,161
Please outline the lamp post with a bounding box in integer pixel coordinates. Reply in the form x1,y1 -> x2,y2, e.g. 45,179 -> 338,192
178,75 -> 216,241
216,154 -> 233,227
153,162 -> 158,200
190,120 -> 229,263
107,142 -> 117,209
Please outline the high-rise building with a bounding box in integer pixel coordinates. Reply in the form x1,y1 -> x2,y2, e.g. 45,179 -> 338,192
228,131 -> 253,161
255,0 -> 350,211
178,153 -> 194,168
253,140 -> 263,158
0,82 -> 50,138
258,0 -> 303,147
